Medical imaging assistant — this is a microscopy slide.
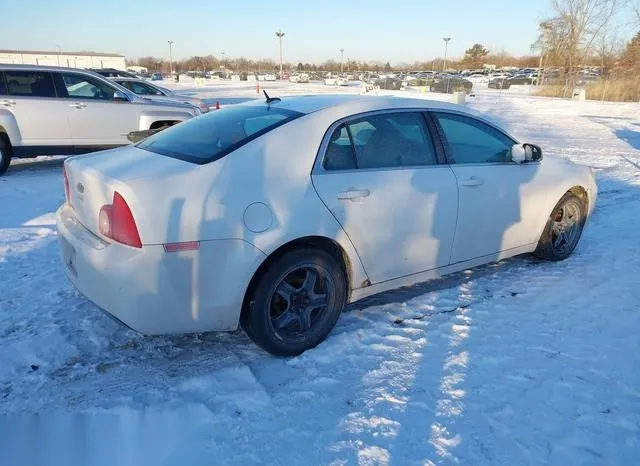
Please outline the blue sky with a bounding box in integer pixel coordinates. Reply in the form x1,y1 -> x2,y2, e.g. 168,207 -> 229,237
4,0 -> 554,63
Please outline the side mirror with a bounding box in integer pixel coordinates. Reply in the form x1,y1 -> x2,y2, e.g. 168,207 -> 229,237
511,143 -> 543,163
523,143 -> 543,161
113,90 -> 129,102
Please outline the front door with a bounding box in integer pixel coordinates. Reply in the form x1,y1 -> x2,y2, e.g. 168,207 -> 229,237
312,111 -> 459,284
58,72 -> 138,147
2,70 -> 73,146
432,111 -> 548,264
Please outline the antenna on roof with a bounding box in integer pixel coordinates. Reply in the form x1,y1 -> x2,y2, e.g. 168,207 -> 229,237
263,90 -> 281,104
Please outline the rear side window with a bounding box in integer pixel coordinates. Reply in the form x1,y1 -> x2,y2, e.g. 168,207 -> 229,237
138,105 -> 302,164
0,73 -> 6,95
5,71 -> 56,97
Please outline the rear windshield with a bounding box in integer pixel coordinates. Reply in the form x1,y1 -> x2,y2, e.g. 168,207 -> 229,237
137,105 -> 302,164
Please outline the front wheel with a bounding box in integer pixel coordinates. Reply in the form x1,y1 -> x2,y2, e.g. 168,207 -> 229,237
535,192 -> 586,261
242,248 -> 347,356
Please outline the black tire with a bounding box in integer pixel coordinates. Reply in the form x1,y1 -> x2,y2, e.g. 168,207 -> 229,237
534,192 -> 586,261
241,248 -> 347,356
0,134 -> 12,176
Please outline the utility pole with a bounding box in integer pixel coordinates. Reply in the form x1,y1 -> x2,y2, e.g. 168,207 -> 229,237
168,40 -> 174,76
443,37 -> 451,72
276,30 -> 285,78
340,48 -> 344,74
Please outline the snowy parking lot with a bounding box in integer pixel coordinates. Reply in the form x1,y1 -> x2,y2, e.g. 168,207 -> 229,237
1,83 -> 639,465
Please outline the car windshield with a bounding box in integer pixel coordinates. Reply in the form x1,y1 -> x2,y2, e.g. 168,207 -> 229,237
137,105 -> 303,164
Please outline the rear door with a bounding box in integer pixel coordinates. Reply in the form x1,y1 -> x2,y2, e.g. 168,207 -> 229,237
56,71 -> 138,147
312,110 -> 459,284
2,70 -> 73,146
431,111 -> 547,263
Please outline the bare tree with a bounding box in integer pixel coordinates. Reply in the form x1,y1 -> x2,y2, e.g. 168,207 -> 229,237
547,0 -> 622,96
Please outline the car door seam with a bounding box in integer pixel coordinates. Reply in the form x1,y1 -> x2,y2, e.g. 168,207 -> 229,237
309,174 -> 371,286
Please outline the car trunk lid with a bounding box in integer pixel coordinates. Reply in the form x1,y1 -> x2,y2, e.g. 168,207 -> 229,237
64,146 -> 199,244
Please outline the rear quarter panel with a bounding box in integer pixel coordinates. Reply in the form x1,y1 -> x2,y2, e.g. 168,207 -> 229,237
121,111 -> 372,292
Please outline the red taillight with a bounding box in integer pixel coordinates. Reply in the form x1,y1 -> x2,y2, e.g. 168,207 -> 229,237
98,191 -> 142,248
63,166 -> 70,204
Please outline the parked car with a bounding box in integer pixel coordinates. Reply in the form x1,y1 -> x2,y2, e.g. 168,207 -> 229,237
488,78 -> 511,89
56,95 -> 597,356
0,64 -> 201,175
151,73 -> 163,81
110,77 -> 210,113
430,77 -> 473,94
508,76 -> 534,85
87,68 -> 139,79
324,76 -> 349,86
289,73 -> 310,83
372,76 -> 403,90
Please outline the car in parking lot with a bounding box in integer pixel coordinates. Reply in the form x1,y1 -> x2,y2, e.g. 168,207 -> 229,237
57,94 -> 597,356
88,68 -> 139,79
488,77 -> 511,89
109,77 -> 210,113
430,76 -> 473,94
0,64 -> 200,175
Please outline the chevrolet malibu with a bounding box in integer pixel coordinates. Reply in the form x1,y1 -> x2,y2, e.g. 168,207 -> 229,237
56,95 -> 597,356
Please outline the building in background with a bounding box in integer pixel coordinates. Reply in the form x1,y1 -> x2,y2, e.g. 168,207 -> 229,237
0,50 -> 126,70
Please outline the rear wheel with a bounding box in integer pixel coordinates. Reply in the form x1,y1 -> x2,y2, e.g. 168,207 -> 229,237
0,134 -> 12,176
242,248 -> 347,356
535,192 -> 586,261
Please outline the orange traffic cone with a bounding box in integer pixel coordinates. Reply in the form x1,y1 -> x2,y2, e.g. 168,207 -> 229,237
256,82 -> 260,94
215,100 -> 220,110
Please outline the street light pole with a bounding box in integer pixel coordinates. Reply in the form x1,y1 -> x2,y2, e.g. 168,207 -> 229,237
168,40 -> 174,76
340,48 -> 344,74
443,37 -> 451,72
276,30 -> 285,78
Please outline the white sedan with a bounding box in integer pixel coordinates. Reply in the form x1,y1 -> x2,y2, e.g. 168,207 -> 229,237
56,95 -> 597,356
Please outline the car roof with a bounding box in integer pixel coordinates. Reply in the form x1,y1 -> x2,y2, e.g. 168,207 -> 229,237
0,63 -> 103,75
242,94 -> 517,141
243,94 -> 468,115
110,77 -> 144,82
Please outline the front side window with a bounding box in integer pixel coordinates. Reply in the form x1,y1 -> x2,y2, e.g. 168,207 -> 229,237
434,112 -> 514,164
60,73 -> 117,100
0,73 -> 6,95
5,71 -> 56,97
138,105 -> 302,164
324,112 -> 437,170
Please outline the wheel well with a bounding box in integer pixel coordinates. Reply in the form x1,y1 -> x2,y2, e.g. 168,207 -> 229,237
240,236 -> 353,322
567,185 -> 588,210
149,120 -> 179,130
0,126 -> 10,145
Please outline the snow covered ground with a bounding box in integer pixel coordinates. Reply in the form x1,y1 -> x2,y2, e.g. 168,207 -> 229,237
1,83 -> 639,466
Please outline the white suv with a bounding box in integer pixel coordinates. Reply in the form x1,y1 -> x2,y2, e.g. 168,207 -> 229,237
0,64 -> 201,175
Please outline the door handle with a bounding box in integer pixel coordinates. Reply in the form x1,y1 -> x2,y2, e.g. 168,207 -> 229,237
461,176 -> 484,187
0,100 -> 16,107
69,102 -> 86,109
337,189 -> 370,201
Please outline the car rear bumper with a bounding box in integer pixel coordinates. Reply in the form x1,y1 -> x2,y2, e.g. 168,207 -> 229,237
56,204 -> 266,335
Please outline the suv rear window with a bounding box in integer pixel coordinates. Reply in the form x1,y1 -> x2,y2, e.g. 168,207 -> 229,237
138,105 -> 302,164
4,71 -> 57,97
